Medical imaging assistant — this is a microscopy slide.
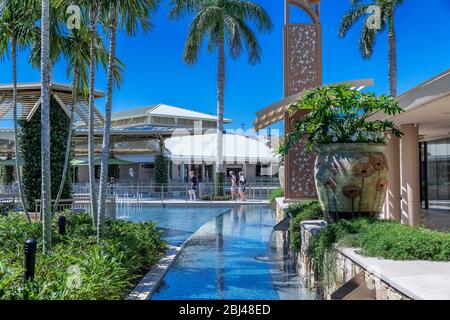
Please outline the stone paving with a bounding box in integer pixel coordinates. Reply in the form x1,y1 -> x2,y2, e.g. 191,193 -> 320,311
341,248 -> 450,300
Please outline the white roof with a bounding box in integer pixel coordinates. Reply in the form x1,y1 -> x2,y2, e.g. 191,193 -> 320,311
112,103 -> 232,123
165,133 -> 279,163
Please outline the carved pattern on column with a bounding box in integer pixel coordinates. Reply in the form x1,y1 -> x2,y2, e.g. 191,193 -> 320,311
283,23 -> 321,200
284,24 -> 322,96
285,111 -> 318,200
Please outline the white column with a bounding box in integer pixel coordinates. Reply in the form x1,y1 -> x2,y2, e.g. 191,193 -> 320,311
385,132 -> 401,221
180,162 -> 185,182
400,124 -> 420,226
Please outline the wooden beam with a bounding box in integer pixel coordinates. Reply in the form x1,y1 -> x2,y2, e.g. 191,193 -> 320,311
26,97 -> 42,121
53,94 -> 72,118
253,79 -> 375,130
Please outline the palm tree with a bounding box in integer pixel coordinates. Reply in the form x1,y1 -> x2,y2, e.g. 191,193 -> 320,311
0,0 -> 37,223
96,0 -> 159,239
88,1 -> 101,228
169,0 -> 272,185
339,0 -> 404,97
40,0 -> 52,252
50,23 -> 124,214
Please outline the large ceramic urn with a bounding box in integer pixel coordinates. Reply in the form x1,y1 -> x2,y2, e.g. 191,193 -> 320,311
314,144 -> 388,222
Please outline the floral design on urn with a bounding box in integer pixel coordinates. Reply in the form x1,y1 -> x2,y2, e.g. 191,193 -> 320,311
315,144 -> 389,221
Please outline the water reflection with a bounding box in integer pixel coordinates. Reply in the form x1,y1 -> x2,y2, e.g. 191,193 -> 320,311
152,205 -> 314,300
215,214 -> 224,299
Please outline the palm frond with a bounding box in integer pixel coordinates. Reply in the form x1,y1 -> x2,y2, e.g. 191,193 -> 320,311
225,0 -> 272,33
234,16 -> 260,64
359,23 -> 376,59
168,0 -> 205,20
339,3 -> 370,37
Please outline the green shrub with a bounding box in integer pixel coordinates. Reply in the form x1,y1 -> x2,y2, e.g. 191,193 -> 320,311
201,195 -> 232,201
19,99 -> 73,211
214,172 -> 225,196
308,219 -> 450,281
0,202 -> 18,216
268,188 -> 284,204
154,155 -> 169,185
0,164 -> 13,184
0,213 -> 166,300
288,200 -> 323,253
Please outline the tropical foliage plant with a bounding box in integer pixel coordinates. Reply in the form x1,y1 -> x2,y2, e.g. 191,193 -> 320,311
308,218 -> 450,282
0,212 -> 166,299
288,200 -> 323,253
279,84 -> 403,154
268,187 -> 284,204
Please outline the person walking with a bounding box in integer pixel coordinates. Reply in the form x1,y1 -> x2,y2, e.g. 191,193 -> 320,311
188,170 -> 198,201
238,171 -> 247,201
229,171 -> 238,201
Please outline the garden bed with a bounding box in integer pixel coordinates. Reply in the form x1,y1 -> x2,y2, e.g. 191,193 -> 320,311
0,213 -> 166,300
283,199 -> 450,299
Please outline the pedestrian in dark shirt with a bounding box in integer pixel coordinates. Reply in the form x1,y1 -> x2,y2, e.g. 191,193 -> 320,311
188,171 -> 198,201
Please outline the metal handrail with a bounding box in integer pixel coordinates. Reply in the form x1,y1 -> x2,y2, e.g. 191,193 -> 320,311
72,182 -> 279,201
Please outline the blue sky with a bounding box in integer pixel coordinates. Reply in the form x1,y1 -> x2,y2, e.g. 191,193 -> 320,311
1,0 -> 450,132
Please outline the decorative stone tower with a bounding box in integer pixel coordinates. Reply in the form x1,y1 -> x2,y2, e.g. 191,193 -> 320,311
283,0 -> 322,201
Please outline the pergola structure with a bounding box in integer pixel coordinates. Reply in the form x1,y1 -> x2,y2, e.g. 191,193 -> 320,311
0,82 -> 105,126
0,83 -> 183,158
254,0 -> 373,201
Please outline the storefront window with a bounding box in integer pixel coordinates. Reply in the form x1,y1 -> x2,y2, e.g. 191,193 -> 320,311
420,138 -> 450,212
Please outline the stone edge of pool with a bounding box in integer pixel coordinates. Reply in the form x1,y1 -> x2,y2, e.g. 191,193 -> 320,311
127,244 -> 184,300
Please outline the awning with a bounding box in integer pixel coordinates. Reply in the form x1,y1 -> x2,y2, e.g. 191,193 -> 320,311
71,158 -> 133,166
253,79 -> 374,131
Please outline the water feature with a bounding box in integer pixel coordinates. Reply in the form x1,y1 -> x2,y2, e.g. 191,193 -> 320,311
117,205 -> 231,246
117,204 -> 314,300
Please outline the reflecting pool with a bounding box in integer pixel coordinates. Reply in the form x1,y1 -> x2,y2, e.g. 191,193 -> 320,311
139,205 -> 315,300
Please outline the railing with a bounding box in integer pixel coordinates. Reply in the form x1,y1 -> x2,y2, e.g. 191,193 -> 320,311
73,181 -> 280,201
35,198 -> 91,217
0,184 -> 19,195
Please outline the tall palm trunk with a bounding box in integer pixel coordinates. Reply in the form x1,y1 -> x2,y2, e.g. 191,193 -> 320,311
97,2 -> 118,239
388,13 -> 397,97
11,37 -> 31,224
40,0 -> 52,252
88,6 -> 98,227
216,35 -> 225,175
52,68 -> 78,214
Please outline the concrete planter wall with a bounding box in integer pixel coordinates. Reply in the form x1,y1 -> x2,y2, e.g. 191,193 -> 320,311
278,165 -> 285,190
314,143 -> 388,221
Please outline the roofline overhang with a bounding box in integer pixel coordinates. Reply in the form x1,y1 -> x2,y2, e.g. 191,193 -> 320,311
253,79 -> 374,131
0,82 -> 105,98
111,113 -> 233,123
368,68 -> 450,122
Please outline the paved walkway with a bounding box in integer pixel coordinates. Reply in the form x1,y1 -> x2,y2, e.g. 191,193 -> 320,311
341,248 -> 450,300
